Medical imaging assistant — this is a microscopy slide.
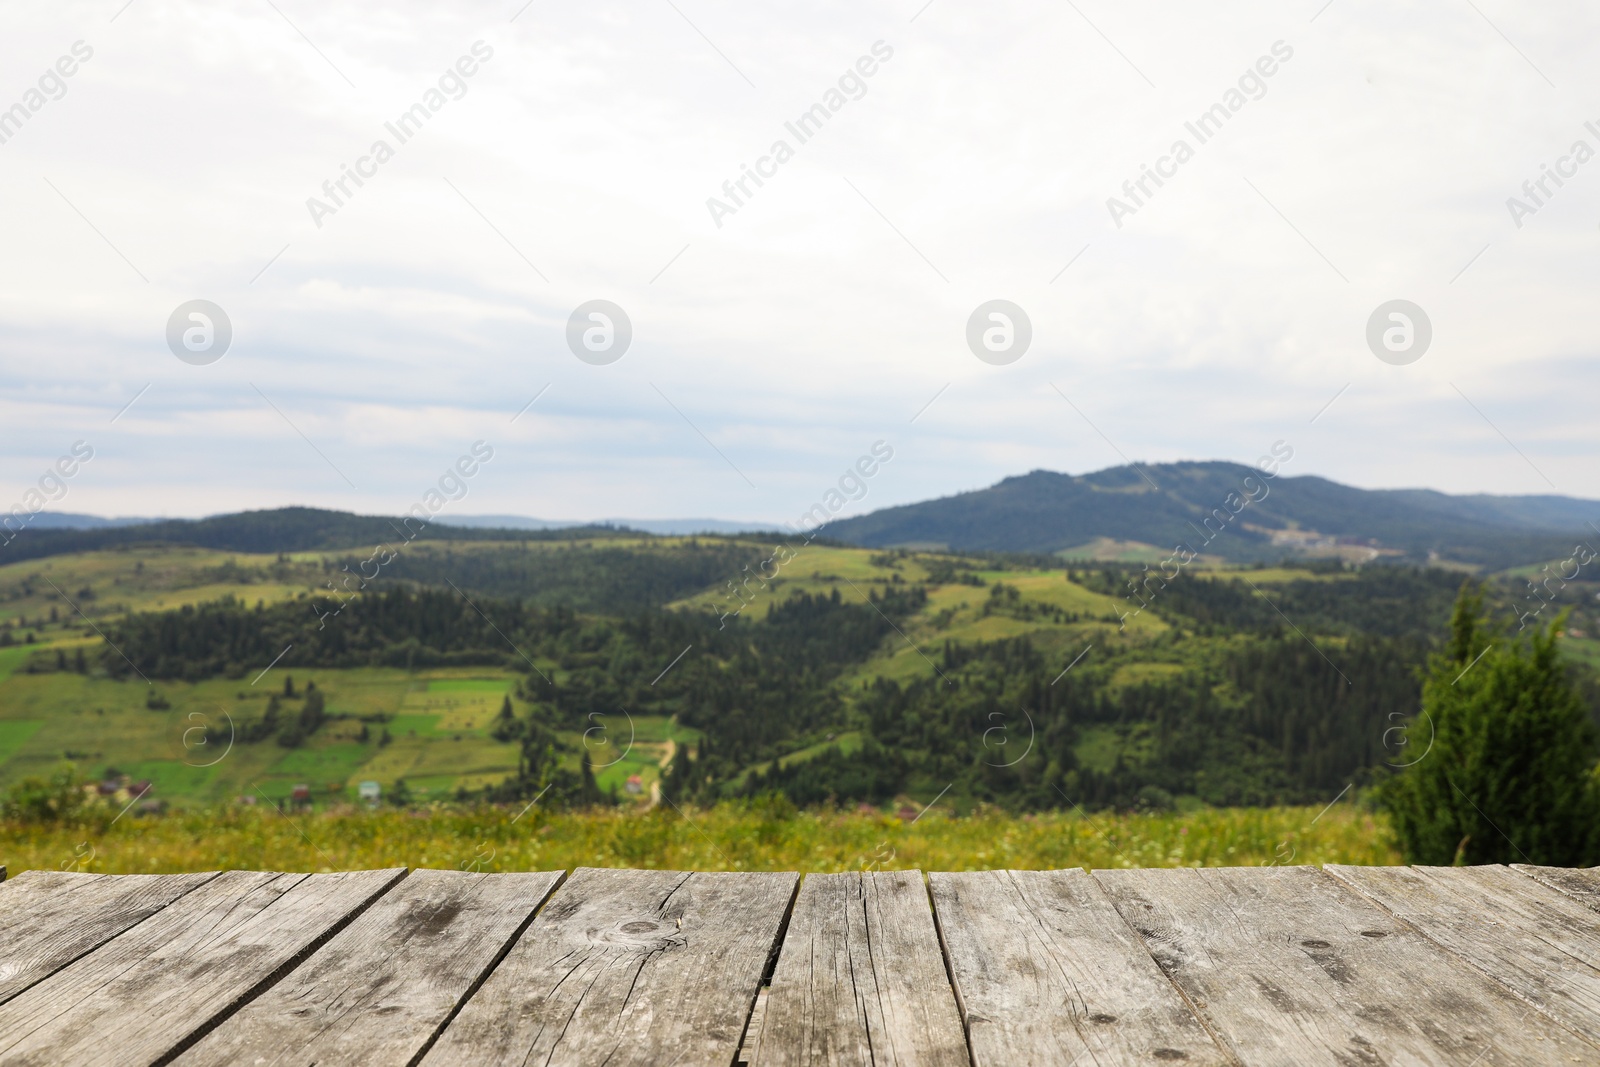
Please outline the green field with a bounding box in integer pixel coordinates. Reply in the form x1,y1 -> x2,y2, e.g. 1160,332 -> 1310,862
0,666 -> 523,804
0,801 -> 1399,876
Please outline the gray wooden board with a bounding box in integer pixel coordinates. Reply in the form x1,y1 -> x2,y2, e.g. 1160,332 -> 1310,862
929,869 -> 1227,1066
0,866 -> 404,1066
1096,865 -> 1596,1066
0,869 -> 217,1006
755,870 -> 968,1067
1328,863 -> 1600,1046
739,989 -> 769,1066
173,868 -> 564,1067
421,866 -> 798,1067
1515,865 -> 1600,913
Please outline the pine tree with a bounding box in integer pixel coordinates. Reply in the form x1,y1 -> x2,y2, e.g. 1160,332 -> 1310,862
1383,581 -> 1600,865
580,752 -> 599,804
490,695 -> 520,742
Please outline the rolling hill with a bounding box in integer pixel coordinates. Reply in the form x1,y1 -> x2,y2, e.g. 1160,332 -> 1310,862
821,461 -> 1600,570
9,461 -> 1597,574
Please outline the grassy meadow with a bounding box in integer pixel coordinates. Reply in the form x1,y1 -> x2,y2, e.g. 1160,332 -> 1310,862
0,666 -> 690,807
0,800 -> 1398,877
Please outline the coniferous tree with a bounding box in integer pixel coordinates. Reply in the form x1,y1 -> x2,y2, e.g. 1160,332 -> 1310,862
490,695 -> 520,742
1383,581 -> 1600,865
580,751 -> 599,803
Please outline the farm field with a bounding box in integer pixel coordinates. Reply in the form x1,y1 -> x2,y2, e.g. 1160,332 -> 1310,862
0,682 -> 723,815
0,545 -> 327,631
0,666 -> 514,804
0,664 -> 693,807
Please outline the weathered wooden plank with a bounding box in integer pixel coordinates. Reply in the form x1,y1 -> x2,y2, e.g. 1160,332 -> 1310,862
755,871 -> 968,1066
1328,863 -> 1600,1045
0,866 -> 404,1066
738,988 -> 770,1066
173,868 -> 563,1066
421,867 -> 798,1067
0,869 -> 217,1006
930,869 -> 1225,1066
1515,864 -> 1600,913
1097,865 -> 1594,1065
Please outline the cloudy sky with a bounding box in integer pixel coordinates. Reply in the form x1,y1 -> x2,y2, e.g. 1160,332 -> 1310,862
3,0 -> 1598,525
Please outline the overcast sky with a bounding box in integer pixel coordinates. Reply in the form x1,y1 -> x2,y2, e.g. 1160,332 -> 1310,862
3,0 -> 1598,526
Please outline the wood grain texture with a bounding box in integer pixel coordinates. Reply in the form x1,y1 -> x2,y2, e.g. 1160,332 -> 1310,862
0,869 -> 217,1006
1328,863 -> 1600,1046
930,869 -> 1226,1067
1097,865 -> 1596,1066
421,867 -> 798,1067
738,989 -> 769,1066
173,869 -> 564,1067
755,871 -> 968,1067
1515,865 -> 1600,913
0,866 -> 404,1067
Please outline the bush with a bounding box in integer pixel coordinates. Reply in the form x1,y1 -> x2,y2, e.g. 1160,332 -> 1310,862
1,764 -> 91,824
1135,785 -> 1176,813
1382,582 -> 1600,866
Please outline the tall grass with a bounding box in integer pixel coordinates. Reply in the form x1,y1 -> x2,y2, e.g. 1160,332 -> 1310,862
1,802 -> 1398,876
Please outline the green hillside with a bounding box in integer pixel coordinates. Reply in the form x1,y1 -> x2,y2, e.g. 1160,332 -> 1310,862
2,529 -> 1597,817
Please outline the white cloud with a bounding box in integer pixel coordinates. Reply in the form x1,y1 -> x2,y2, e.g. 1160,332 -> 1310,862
1,0 -> 1597,525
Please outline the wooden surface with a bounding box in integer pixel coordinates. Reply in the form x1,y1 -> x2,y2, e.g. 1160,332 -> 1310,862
1515,863 -> 1600,913
0,870 -> 215,1006
1,863 -> 1599,1065
419,867 -> 798,1067
757,870 -> 967,1066
931,868 -> 1227,1066
1097,865 -> 1591,1065
174,869 -> 564,1067
1328,864 -> 1600,1045
0,867 -> 403,1066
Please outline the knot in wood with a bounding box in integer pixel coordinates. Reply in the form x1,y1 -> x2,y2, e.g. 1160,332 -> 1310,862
590,918 -> 686,952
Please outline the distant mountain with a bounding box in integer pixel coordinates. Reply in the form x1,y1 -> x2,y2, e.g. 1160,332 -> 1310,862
436,516 -> 783,536
8,464 -> 1596,573
25,510 -> 781,538
23,512 -> 156,529
0,507 -> 634,566
820,461 -> 1600,571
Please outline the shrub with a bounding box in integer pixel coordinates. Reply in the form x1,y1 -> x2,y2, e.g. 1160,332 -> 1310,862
1383,582 -> 1600,865
1,764 -> 91,824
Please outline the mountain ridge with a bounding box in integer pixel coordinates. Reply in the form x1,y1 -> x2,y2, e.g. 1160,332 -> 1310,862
819,460 -> 1600,570
6,462 -> 1596,571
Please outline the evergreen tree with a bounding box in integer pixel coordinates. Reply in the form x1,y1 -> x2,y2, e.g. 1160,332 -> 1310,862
490,695 -> 521,742
276,686 -> 326,748
1383,581 -> 1600,865
580,751 -> 599,802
